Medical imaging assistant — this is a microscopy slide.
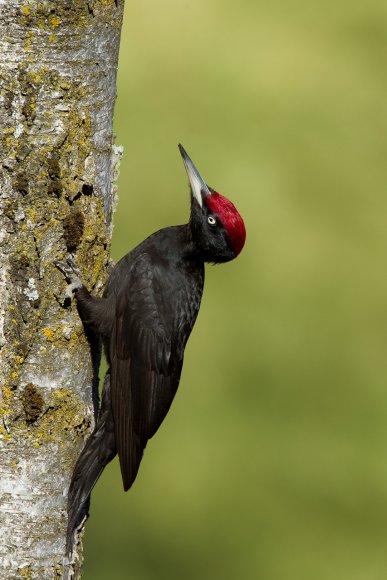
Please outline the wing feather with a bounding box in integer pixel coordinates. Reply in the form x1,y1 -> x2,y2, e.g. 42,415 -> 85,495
109,254 -> 186,491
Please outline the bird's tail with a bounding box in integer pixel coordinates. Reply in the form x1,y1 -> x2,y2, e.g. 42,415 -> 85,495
66,373 -> 116,556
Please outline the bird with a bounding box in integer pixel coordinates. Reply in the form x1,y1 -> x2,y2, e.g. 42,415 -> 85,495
60,144 -> 246,554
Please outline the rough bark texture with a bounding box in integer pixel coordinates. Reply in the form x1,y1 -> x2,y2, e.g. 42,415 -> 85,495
0,1 -> 125,577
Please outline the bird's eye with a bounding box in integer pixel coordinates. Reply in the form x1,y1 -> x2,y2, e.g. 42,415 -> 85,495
208,215 -> 216,226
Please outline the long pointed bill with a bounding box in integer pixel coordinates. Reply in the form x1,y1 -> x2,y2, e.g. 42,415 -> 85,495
178,144 -> 211,208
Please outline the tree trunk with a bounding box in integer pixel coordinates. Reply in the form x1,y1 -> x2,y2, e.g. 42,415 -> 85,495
0,1 -> 125,577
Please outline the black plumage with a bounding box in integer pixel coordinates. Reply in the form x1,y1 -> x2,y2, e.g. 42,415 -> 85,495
65,145 -> 246,554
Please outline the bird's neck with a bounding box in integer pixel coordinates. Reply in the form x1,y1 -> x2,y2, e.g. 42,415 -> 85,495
175,223 -> 204,264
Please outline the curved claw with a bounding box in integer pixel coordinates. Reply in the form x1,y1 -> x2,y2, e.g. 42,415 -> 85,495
55,257 -> 83,298
56,256 -> 79,280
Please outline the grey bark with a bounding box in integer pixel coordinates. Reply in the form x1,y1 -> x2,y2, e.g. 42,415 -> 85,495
0,1 -> 125,578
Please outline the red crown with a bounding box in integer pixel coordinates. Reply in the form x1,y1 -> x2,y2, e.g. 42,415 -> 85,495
206,192 -> 246,256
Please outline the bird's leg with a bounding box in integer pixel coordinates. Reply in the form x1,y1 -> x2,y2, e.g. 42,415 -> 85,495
57,256 -> 113,337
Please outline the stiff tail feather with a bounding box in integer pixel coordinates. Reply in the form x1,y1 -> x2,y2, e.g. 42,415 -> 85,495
66,374 -> 116,555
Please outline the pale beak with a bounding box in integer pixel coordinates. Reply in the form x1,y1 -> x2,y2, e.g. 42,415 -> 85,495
178,144 -> 211,208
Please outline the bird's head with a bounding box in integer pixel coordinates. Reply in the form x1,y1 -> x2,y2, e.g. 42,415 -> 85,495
179,144 -> 246,263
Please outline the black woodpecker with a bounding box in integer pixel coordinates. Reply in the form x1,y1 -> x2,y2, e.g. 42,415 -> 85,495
61,144 -> 246,553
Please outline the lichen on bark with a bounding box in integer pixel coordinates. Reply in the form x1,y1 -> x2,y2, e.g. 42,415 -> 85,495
0,0 -> 125,577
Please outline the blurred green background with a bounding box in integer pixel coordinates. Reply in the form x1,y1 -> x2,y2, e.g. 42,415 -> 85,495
84,1 -> 387,578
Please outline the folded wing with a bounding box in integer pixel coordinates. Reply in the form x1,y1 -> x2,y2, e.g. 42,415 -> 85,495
109,253 -> 185,491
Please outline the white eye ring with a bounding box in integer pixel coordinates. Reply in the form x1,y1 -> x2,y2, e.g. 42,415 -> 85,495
208,215 -> 216,225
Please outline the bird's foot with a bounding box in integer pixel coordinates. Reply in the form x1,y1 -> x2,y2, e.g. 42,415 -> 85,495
56,256 -> 83,299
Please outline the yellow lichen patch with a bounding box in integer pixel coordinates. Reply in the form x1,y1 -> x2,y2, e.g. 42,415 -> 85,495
29,429 -> 46,445
1,385 -> 14,417
36,388 -> 92,445
53,564 -> 64,579
74,195 -> 110,290
18,2 -> 93,31
24,33 -> 33,52
37,321 -> 85,351
20,6 -> 31,16
27,71 -> 43,85
25,208 -> 36,222
19,565 -> 32,580
97,0 -> 118,6
68,326 -> 85,350
50,15 -> 61,29
1,433 -> 12,442
59,81 -> 71,90
11,355 -> 25,364
43,327 -> 55,341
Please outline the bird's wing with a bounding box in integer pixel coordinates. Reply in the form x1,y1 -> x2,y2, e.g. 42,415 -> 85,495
109,253 -> 185,491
